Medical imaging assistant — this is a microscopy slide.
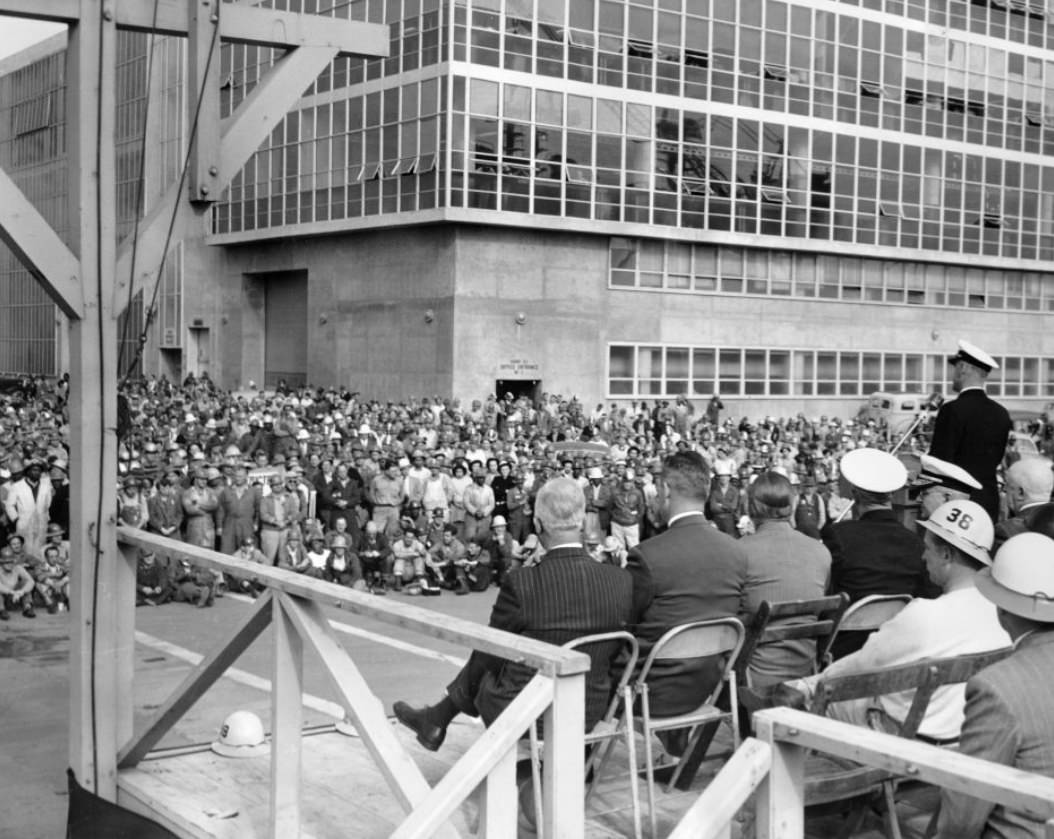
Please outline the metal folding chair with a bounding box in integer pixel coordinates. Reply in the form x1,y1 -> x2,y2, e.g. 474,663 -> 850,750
821,594 -> 913,666
634,618 -> 745,839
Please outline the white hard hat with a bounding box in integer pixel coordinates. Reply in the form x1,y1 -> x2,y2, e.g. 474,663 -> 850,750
918,499 -> 993,566
211,710 -> 270,758
492,515 -> 507,527
977,533 -> 1054,622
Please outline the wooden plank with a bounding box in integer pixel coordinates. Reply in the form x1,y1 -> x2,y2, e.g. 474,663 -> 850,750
757,707 -> 1054,823
542,672 -> 586,839
271,595 -> 304,837
188,0 -> 222,204
754,714 -> 805,839
115,543 -> 139,750
0,166 -> 83,318
118,528 -> 589,678
667,739 -> 772,839
117,592 -> 274,768
114,0 -> 391,54
275,594 -> 441,819
67,0 -> 120,800
391,675 -> 554,839
479,744 -> 518,838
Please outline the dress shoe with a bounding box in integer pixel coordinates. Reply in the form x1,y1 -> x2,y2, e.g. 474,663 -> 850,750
22,606 -> 36,618
393,701 -> 446,751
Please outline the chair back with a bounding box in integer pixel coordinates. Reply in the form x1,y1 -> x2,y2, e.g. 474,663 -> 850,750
564,631 -> 640,731
820,594 -> 912,665
737,593 -> 850,682
810,647 -> 1013,739
638,618 -> 745,706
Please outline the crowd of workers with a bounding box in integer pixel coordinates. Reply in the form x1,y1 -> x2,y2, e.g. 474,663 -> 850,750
2,338 -> 1054,837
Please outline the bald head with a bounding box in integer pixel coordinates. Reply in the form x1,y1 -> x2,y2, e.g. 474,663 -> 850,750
1006,457 -> 1054,512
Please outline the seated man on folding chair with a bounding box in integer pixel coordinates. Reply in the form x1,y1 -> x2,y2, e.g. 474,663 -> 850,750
392,477 -> 633,751
786,499 -> 1010,743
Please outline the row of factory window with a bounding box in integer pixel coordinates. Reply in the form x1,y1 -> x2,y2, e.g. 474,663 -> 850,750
608,239 -> 1054,312
607,344 -> 1054,398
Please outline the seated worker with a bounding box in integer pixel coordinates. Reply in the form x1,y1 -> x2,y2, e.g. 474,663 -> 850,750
356,521 -> 392,594
31,543 -> 70,613
993,456 -> 1054,552
392,477 -> 633,750
626,451 -> 747,717
427,524 -> 466,590
277,530 -> 310,574
302,532 -> 330,579
790,500 -> 1010,743
227,536 -> 269,597
453,538 -> 492,594
171,557 -> 216,608
823,448 -> 935,604
135,549 -> 172,607
391,528 -> 429,591
739,471 -> 832,687
326,534 -> 363,588
0,545 -> 37,618
909,453 -> 982,524
936,533 -> 1054,839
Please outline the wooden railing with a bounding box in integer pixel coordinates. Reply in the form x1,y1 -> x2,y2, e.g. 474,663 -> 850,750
669,706 -> 1054,839
114,527 -> 591,839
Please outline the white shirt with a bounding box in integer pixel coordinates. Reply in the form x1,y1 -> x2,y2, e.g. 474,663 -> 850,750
824,585 -> 1010,740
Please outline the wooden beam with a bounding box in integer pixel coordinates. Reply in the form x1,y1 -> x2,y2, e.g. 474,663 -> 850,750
391,674 -> 554,839
275,593 -> 440,817
67,0 -> 119,799
271,596 -> 304,838
117,592 -> 274,769
118,528 -> 590,678
542,671 -> 586,839
667,738 -> 772,839
754,714 -> 805,839
112,44 -> 340,310
0,166 -> 83,319
113,0 -> 389,55
757,707 -> 1054,823
479,745 -> 518,838
115,543 -> 139,752
187,0 -> 222,204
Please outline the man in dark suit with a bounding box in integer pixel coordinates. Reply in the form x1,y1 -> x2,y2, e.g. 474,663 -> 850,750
929,339 -> 1012,522
937,532 -> 1054,839
823,448 -> 935,605
993,456 -> 1054,552
393,477 -> 633,750
627,450 -> 747,718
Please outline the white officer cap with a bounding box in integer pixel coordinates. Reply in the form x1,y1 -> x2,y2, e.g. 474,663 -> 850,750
839,448 -> 907,494
949,339 -> 998,372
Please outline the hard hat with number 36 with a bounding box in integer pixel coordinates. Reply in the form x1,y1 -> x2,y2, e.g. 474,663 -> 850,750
918,499 -> 993,566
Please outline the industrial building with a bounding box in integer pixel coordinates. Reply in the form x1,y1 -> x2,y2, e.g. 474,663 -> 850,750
3,0 -> 1054,415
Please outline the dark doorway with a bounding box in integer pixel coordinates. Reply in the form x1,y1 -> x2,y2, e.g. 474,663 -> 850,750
264,270 -> 308,388
496,379 -> 541,402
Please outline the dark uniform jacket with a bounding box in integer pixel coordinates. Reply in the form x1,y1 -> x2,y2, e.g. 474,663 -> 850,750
929,388 -> 1012,521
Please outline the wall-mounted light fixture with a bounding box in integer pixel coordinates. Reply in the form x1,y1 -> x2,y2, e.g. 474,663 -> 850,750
424,309 -> 435,323
318,313 -> 328,325
515,312 -> 527,325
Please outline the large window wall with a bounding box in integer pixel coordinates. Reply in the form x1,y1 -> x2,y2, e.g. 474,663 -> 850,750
608,343 -> 1054,399
609,238 -> 1054,310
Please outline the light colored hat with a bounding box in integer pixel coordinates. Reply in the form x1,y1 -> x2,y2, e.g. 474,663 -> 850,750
492,515 -> 507,527
714,462 -> 732,477
911,454 -> 981,494
586,467 -> 603,480
839,448 -> 907,494
918,499 -> 993,566
210,710 -> 270,758
949,339 -> 998,372
976,532 -> 1054,621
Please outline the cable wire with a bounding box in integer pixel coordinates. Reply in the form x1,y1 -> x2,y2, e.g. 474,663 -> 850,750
117,0 -> 162,380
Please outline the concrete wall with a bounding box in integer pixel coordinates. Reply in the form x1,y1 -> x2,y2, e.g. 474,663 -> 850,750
219,228 -> 457,397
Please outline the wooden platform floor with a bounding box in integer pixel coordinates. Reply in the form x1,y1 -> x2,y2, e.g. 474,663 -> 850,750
118,716 -> 733,838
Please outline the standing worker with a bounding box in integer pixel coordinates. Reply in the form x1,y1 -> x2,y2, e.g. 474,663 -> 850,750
929,340 -> 1012,522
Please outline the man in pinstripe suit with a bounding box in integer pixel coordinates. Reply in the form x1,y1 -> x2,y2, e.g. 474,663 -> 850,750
936,532 -> 1054,839
393,477 -> 633,751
